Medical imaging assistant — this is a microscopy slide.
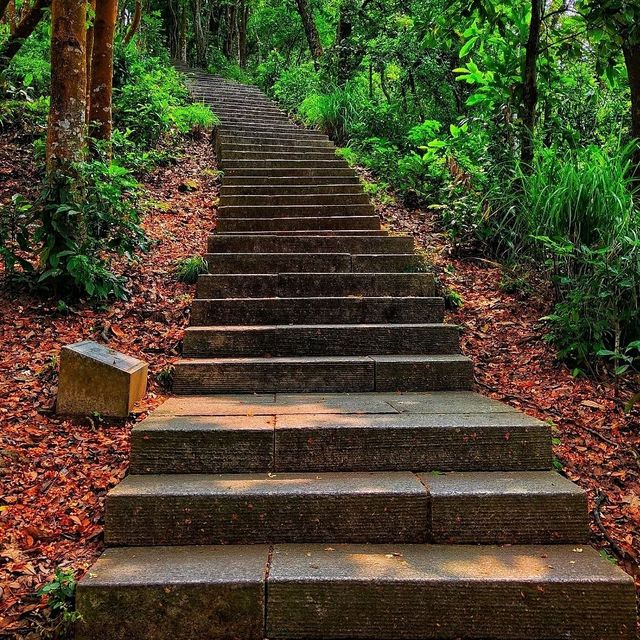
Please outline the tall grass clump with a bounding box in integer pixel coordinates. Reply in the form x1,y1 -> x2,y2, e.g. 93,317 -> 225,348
491,143 -> 640,365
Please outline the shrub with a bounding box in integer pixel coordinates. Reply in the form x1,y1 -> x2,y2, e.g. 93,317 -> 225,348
174,256 -> 208,284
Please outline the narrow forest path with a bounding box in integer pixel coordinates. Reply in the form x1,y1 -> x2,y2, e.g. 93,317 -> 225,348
73,69 -> 636,640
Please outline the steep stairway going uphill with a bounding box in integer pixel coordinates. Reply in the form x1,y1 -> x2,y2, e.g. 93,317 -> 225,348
75,69 -> 636,639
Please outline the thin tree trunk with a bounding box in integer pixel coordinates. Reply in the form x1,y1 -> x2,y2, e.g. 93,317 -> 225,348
224,3 -> 236,59
521,0 -> 542,169
86,0 -> 97,121
0,0 -> 11,24
336,3 -> 353,86
123,0 -> 142,45
6,0 -> 15,32
624,42 -> 640,178
46,0 -> 87,234
0,0 -> 51,71
238,0 -> 249,67
193,0 -> 207,67
88,0 -> 118,149
294,0 -> 323,65
178,4 -> 187,63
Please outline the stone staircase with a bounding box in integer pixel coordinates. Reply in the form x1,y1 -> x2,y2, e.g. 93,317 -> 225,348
75,70 -> 637,639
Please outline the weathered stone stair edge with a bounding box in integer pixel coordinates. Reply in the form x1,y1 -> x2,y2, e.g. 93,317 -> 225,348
76,543 -> 637,640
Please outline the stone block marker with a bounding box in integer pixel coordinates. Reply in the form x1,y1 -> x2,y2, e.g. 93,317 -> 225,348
56,340 -> 148,417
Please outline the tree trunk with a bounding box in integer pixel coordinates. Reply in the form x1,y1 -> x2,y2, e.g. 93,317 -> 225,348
88,0 -> 118,149
0,0 -> 11,24
0,0 -> 51,72
86,0 -> 97,121
336,2 -> 353,86
521,0 -> 542,169
46,0 -> 87,242
193,0 -> 207,67
624,42 -> 640,178
238,0 -> 249,67
178,4 -> 187,63
224,3 -> 236,59
295,0 -> 323,65
123,0 -> 142,45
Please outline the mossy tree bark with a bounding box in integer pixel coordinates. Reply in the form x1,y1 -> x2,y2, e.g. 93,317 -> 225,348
521,0 -> 542,170
88,0 -> 118,152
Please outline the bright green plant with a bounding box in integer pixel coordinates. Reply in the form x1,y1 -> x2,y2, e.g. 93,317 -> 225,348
174,256 -> 208,284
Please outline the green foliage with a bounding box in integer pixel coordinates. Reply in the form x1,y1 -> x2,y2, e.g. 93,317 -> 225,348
38,568 -> 82,636
2,159 -> 146,300
173,255 -> 208,284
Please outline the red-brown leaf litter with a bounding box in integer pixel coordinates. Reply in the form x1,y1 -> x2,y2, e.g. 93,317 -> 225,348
1,136 -> 638,635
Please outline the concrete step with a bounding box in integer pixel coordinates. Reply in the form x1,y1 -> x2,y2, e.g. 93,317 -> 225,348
105,471 -> 428,545
104,471 -> 585,546
223,167 -> 356,178
217,115 -> 293,126
205,252 -> 351,273
219,135 -> 333,148
223,176 -> 360,187
223,159 -> 349,171
218,204 -> 375,218
222,147 -> 340,161
216,216 -> 381,232
172,354 -> 472,393
76,544 -> 636,640
221,141 -> 335,153
196,272 -> 434,298
218,230 -> 388,236
182,324 -> 458,357
219,124 -> 311,137
212,105 -> 285,116
204,252 -> 423,274
206,234 -> 413,254
220,183 -> 363,196
266,544 -> 636,640
219,193 -> 370,206
190,296 -> 445,325
218,128 -> 329,142
130,391 -> 553,474
221,152 -> 341,164
76,545 -> 269,640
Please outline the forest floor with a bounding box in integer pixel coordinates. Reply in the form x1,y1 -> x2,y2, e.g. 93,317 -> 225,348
0,131 -> 219,637
0,132 -> 638,637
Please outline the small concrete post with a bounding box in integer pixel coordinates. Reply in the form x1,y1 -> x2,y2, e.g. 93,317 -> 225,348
56,340 -> 148,417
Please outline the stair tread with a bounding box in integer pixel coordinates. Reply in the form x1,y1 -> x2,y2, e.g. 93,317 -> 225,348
176,354 -> 470,364
112,470 -> 578,498
153,391 -> 519,416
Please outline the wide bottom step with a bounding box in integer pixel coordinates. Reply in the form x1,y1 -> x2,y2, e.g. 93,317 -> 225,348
76,544 -> 636,640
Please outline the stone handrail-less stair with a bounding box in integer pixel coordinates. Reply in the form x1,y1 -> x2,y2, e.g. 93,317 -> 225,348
75,68 -> 636,639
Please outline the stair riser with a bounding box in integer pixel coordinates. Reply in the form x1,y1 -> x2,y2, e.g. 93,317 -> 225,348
219,194 -> 370,206
213,106 -> 286,116
206,235 -> 413,253
220,184 -> 363,195
219,125 -> 309,136
219,230 -> 388,236
104,486 -> 586,546
221,142 -> 335,153
205,253 -> 352,274
219,137 -> 333,148
173,358 -> 472,393
215,216 -> 381,232
131,421 -> 552,475
218,129 -> 328,142
223,168 -> 356,177
190,298 -> 445,325
218,205 -> 375,218
105,494 -> 429,546
267,566 -> 634,640
182,326 -> 459,357
223,161 -> 349,170
196,273 -> 435,298
222,152 -> 339,163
